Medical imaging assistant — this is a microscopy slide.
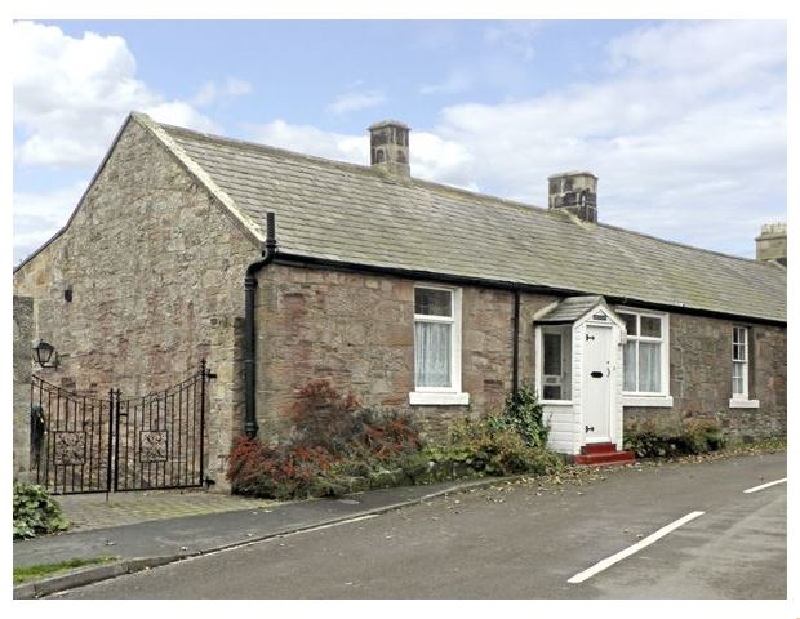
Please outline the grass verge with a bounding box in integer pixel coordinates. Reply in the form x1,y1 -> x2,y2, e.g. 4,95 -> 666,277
13,556 -> 117,584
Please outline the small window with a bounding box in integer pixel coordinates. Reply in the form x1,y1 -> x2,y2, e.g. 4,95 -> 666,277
732,326 -> 748,398
540,325 -> 572,401
619,310 -> 668,395
414,287 -> 457,390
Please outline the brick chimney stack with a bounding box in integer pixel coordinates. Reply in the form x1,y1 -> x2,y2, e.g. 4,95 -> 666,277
547,171 -> 598,223
755,222 -> 787,266
368,120 -> 410,178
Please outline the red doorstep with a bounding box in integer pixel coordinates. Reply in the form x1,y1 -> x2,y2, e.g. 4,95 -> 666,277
574,443 -> 636,466
581,442 -> 618,455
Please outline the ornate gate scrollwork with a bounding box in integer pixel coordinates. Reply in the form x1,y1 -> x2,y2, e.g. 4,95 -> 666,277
31,360 -> 212,494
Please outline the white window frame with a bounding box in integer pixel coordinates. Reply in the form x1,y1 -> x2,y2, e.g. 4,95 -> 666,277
730,326 -> 759,409
535,324 -> 573,404
617,307 -> 673,407
409,285 -> 469,406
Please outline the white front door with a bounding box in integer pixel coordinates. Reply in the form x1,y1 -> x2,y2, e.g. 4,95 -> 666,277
583,324 -> 612,443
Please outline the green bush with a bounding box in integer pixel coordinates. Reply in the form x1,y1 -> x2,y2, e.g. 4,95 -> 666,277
484,386 -> 549,447
13,482 -> 69,539
457,422 -> 562,476
623,418 -> 725,458
228,382 -> 563,499
411,416 -> 562,483
682,419 -> 725,453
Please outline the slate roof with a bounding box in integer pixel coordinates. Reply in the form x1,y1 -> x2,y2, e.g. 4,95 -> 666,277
143,114 -> 786,323
536,296 -> 606,323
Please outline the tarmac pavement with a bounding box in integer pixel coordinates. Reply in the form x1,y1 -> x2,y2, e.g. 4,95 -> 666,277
13,476 -> 512,599
13,450 -> 786,600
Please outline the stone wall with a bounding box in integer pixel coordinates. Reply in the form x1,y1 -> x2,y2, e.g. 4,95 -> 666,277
13,296 -> 35,481
253,262 -> 560,443
254,263 -> 786,447
623,314 -> 786,442
12,116 -> 260,488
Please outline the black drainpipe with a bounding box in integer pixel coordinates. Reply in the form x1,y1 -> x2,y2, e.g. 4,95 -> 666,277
243,212 -> 277,439
512,288 -> 520,397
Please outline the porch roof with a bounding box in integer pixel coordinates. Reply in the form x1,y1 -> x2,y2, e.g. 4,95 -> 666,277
535,296 -> 606,323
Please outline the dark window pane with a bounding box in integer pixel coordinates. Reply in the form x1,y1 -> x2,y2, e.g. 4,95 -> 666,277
414,288 -> 452,317
641,316 -> 661,338
543,385 -> 562,400
543,333 -> 562,376
620,312 -> 637,336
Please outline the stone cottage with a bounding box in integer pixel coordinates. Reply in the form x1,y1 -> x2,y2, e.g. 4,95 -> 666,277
13,112 -> 787,489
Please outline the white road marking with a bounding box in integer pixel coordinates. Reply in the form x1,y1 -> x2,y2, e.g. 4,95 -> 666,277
567,511 -> 705,584
743,477 -> 787,494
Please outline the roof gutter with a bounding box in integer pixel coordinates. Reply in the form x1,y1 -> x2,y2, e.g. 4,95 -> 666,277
243,212 -> 277,439
268,253 -> 786,327
242,214 -> 783,439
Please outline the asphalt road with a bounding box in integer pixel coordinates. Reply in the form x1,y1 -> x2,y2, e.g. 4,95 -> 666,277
50,452 -> 786,599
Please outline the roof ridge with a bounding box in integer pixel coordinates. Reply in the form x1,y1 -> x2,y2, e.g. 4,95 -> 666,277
155,117 -> 553,214
594,220 -> 775,267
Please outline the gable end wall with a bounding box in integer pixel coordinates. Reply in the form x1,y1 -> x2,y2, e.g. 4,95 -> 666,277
12,119 -> 260,487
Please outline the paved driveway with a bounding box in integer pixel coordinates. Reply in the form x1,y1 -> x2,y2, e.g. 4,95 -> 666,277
50,452 -> 786,599
53,489 -> 274,531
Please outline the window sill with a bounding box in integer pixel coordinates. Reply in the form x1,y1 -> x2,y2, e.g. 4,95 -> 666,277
541,400 -> 574,407
409,392 -> 470,406
622,395 -> 674,408
729,399 -> 760,409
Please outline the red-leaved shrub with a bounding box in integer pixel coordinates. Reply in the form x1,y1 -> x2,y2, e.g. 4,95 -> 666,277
227,436 -> 336,499
227,380 -> 422,499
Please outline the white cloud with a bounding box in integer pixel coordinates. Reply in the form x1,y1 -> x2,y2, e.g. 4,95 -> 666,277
13,181 -> 87,265
605,20 -> 786,78
13,20 -> 785,263
192,77 -> 253,107
430,20 -> 786,258
327,90 -> 386,115
13,21 -> 215,168
248,119 -> 478,192
407,133 -> 477,190
418,70 -> 472,95
484,21 -> 542,62
246,21 -> 785,259
249,120 -> 369,164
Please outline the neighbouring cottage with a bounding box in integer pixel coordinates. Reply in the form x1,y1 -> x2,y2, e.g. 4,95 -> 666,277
12,112 -> 787,491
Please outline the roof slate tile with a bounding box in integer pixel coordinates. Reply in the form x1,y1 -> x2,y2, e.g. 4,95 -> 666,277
156,119 -> 785,322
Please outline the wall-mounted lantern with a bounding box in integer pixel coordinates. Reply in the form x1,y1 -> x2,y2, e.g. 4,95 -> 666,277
32,339 -> 58,369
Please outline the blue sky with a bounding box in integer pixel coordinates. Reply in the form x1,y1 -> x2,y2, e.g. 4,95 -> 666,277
11,17 -> 788,265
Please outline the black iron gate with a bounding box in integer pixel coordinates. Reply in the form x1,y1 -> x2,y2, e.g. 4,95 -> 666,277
30,361 -> 211,494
